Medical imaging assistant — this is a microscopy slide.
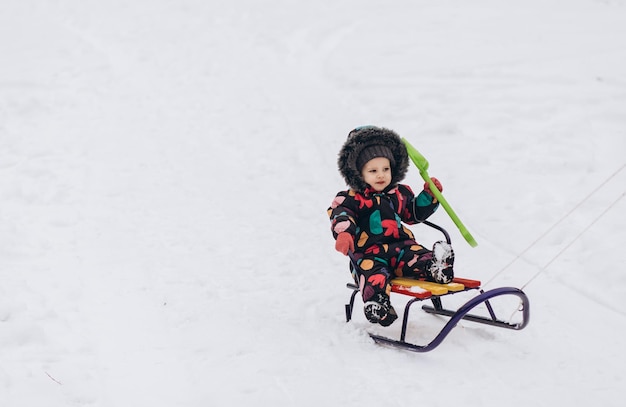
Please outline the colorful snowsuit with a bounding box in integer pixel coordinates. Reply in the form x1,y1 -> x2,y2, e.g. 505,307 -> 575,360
328,184 -> 440,303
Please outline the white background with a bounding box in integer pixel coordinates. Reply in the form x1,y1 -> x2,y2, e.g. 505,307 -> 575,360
1,0 -> 625,406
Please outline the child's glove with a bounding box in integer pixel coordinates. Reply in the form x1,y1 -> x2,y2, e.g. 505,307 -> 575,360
335,232 -> 354,256
423,177 -> 443,197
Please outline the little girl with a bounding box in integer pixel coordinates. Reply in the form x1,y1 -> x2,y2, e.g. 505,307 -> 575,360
328,126 -> 454,326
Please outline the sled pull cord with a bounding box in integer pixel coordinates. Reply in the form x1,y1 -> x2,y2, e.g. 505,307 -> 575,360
402,138 -> 478,247
485,162 -> 625,288
521,189 -> 625,290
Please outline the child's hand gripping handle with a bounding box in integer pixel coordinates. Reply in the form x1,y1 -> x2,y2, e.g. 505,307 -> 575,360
335,232 -> 355,255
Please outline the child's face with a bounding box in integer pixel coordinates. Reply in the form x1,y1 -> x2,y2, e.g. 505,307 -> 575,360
361,156 -> 392,192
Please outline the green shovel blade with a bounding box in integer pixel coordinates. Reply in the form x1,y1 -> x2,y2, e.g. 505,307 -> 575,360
402,138 -> 478,247
403,138 -> 429,172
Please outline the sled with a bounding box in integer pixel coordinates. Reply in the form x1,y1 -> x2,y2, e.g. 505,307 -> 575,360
344,220 -> 530,353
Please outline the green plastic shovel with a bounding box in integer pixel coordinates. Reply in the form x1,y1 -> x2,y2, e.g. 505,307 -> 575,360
402,138 -> 478,247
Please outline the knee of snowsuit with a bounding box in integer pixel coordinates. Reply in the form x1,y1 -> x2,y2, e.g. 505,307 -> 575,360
352,242 -> 434,302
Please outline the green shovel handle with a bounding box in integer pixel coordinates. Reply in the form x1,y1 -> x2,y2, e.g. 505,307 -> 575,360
402,138 -> 478,247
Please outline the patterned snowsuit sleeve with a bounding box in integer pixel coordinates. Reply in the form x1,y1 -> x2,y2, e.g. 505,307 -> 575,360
327,190 -> 359,239
396,184 -> 440,224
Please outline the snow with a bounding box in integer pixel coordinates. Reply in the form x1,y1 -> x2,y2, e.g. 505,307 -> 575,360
1,0 -> 625,405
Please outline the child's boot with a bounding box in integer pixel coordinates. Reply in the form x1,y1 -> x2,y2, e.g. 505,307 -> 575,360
364,293 -> 398,326
429,241 -> 455,283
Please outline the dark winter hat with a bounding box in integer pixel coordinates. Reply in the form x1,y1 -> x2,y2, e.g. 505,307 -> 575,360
355,145 -> 396,172
338,126 -> 409,191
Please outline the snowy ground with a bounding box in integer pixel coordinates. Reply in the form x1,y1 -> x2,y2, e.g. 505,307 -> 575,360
1,0 -> 626,406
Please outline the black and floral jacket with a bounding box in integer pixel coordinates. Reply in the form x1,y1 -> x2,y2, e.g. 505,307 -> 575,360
328,184 -> 439,252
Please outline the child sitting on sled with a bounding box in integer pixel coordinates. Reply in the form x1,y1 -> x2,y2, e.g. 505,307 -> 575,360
328,126 -> 454,326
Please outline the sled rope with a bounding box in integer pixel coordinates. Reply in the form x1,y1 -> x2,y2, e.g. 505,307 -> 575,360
484,162 -> 626,288
521,188 -> 625,290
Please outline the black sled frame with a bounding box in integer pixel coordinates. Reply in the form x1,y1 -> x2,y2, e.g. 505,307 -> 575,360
345,221 -> 530,353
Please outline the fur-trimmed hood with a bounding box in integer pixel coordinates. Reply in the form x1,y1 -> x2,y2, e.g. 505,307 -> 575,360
337,126 -> 409,192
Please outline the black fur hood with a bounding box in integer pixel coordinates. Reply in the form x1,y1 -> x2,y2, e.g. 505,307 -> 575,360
337,126 -> 409,192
